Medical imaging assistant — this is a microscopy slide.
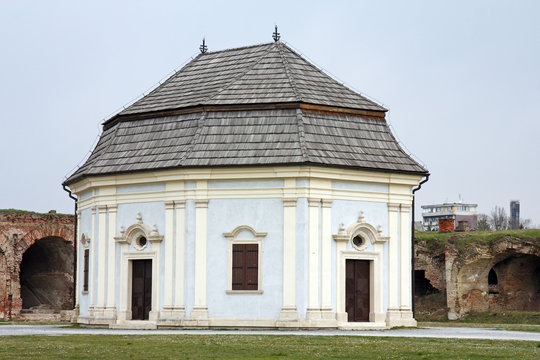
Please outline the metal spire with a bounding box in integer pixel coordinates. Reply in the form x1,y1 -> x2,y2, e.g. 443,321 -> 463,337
272,25 -> 280,42
199,38 -> 208,54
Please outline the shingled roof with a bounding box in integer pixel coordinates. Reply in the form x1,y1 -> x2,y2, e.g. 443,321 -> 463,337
65,41 -> 427,185
114,42 -> 386,117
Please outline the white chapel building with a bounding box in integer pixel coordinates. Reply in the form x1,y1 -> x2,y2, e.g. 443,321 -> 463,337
64,37 -> 428,329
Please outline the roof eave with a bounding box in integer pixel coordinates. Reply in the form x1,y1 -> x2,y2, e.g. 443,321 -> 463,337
63,162 -> 428,188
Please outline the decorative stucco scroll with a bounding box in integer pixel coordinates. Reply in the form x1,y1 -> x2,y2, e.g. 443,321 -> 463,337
332,211 -> 389,250
114,212 -> 163,247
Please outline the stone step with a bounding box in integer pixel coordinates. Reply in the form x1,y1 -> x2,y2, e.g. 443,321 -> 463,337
18,310 -> 73,322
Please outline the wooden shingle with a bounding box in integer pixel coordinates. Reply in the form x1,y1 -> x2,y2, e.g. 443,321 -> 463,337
65,42 -> 426,185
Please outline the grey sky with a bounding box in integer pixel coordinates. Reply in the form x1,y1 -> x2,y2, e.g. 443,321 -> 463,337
1,1 -> 539,224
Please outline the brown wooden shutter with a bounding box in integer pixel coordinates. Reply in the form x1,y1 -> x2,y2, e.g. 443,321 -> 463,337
232,244 -> 244,290
83,249 -> 89,292
232,244 -> 259,290
245,244 -> 258,290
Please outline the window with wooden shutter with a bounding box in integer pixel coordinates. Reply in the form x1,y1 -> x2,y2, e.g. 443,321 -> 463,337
83,249 -> 89,292
232,243 -> 259,290
225,225 -> 266,294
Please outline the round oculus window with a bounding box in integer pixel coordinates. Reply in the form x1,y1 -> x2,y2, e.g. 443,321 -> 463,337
352,235 -> 366,250
135,235 -> 148,250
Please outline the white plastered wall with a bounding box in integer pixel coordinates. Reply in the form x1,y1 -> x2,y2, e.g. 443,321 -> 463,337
69,166 -> 422,328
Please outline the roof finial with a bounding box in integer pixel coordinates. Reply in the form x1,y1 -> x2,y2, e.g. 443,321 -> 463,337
199,38 -> 208,54
272,25 -> 280,42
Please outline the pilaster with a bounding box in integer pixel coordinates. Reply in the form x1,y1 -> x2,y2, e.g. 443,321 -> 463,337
399,204 -> 411,310
172,201 -> 186,318
386,203 -> 401,324
306,197 -> 321,320
399,204 -> 414,324
117,253 -> 129,321
279,197 -> 298,321
320,199 -> 333,319
88,207 -> 96,316
95,205 -> 107,317
104,205 -> 117,319
192,199 -> 209,322
333,224 -> 349,323
162,201 -> 175,313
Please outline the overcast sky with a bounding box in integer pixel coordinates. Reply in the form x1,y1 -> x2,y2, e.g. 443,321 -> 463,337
1,1 -> 539,225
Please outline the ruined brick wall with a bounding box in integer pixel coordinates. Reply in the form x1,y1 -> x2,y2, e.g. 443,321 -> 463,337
415,233 -> 540,320
446,238 -> 540,319
0,210 -> 75,319
415,244 -> 445,291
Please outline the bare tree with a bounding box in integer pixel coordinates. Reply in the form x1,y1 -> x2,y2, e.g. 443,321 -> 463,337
490,206 -> 508,230
477,213 -> 491,231
520,218 -> 532,229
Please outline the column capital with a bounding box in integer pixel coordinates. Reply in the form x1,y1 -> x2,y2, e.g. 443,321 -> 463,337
400,204 -> 411,213
283,198 -> 297,207
175,200 -> 186,209
388,203 -> 400,213
308,198 -> 320,207
97,205 -> 107,212
108,205 -> 118,213
165,201 -> 175,210
321,199 -> 333,208
195,199 -> 209,208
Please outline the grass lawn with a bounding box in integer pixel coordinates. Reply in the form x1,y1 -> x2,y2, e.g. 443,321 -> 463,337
419,321 -> 540,333
0,335 -> 539,359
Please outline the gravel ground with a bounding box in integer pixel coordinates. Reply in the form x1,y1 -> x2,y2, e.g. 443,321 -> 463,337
0,325 -> 539,341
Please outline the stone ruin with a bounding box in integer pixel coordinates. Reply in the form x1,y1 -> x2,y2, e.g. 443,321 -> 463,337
415,233 -> 540,319
0,210 -> 75,320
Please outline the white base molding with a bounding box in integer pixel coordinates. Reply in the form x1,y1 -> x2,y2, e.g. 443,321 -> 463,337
117,310 -> 131,321
336,312 -> 348,323
111,320 -> 157,330
385,309 -> 417,327
338,321 -> 388,330
385,308 -> 402,326
159,308 -> 186,324
320,308 -> 335,320
279,307 -> 298,321
76,312 -> 416,330
103,308 -> 117,320
305,308 -> 322,320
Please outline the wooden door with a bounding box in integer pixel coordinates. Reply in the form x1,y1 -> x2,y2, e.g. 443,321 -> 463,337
131,259 -> 152,320
345,259 -> 370,322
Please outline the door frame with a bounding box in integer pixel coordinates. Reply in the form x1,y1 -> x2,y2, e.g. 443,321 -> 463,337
118,251 -> 159,321
337,251 -> 384,323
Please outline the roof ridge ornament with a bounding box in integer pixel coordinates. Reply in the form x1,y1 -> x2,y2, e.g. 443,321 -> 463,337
199,38 -> 208,54
272,25 -> 280,42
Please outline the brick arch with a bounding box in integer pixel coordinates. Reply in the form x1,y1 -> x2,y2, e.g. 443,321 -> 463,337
450,238 -> 540,317
0,211 -> 75,319
18,223 -> 75,254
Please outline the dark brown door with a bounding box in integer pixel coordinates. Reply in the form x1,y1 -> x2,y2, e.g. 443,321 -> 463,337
131,259 -> 152,320
346,259 -> 370,322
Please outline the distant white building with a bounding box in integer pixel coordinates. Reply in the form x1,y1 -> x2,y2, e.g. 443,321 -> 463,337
421,203 -> 477,231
